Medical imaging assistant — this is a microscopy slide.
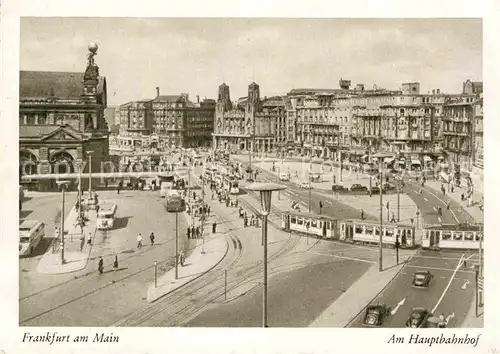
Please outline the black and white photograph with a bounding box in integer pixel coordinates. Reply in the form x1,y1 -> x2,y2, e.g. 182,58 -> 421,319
1,1 -> 498,353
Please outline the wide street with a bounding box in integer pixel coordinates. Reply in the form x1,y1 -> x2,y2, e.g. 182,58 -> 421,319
347,249 -> 478,328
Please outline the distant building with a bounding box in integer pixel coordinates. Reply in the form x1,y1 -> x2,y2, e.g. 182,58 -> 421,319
103,107 -> 117,132
19,45 -> 109,191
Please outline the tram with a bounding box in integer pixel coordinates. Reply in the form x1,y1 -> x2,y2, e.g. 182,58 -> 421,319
281,211 -> 339,239
339,219 -> 416,248
223,175 -> 240,194
422,223 -> 483,250
165,195 -> 186,213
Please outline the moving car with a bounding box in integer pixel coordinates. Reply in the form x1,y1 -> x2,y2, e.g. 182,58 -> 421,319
412,270 -> 433,288
350,184 -> 368,192
300,181 -> 312,189
331,184 -> 346,192
362,304 -> 390,327
405,308 -> 432,328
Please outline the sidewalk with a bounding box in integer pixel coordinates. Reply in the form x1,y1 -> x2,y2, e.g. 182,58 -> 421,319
36,201 -> 97,275
309,261 -> 406,327
146,235 -> 228,303
461,292 -> 484,328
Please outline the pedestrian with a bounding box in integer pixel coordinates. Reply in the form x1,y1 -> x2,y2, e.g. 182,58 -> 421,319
250,215 -> 254,226
196,226 -> 201,238
98,256 -> 104,275
187,226 -> 191,239
461,193 -> 465,201
150,232 -> 155,246
391,212 -> 396,223
451,185 -> 454,193
95,204 -> 100,215
87,232 -> 92,246
80,234 -> 85,252
191,225 -> 195,238
113,255 -> 119,272
244,216 -> 248,227
446,201 -> 450,210
137,233 -> 143,249
361,209 -> 365,220
212,221 -> 217,233
179,251 -> 185,266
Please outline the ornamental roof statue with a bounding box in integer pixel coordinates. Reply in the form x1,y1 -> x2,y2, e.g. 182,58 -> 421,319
84,42 -> 100,82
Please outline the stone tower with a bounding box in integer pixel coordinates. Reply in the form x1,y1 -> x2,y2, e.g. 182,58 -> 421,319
215,83 -> 232,135
245,82 -> 260,135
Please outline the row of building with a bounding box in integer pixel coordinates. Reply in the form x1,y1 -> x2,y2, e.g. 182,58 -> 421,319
212,79 -> 483,172
18,44 -> 483,192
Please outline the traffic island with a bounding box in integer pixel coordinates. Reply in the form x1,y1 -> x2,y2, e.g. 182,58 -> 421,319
36,204 -> 97,275
146,235 -> 228,303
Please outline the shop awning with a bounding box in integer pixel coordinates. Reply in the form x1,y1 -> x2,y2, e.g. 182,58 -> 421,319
384,157 -> 395,163
399,157 -> 406,161
437,156 -> 444,160
361,155 -> 368,159
411,159 -> 421,165
423,156 -> 432,162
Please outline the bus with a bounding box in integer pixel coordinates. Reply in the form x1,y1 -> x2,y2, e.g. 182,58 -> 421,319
223,175 -> 239,194
19,220 -> 45,256
158,172 -> 175,197
96,203 -> 118,230
422,223 -> 483,250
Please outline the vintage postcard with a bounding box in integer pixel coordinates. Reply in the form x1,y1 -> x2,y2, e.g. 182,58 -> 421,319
1,1 -> 498,354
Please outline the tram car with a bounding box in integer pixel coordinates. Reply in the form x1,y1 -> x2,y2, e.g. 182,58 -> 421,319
281,211 -> 339,239
422,223 -> 483,250
339,219 -> 416,248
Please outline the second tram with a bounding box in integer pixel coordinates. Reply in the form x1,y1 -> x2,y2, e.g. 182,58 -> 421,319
422,223 -> 483,250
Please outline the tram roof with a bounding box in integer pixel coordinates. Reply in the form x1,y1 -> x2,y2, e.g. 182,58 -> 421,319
423,223 -> 483,231
282,210 -> 337,220
343,219 -> 414,228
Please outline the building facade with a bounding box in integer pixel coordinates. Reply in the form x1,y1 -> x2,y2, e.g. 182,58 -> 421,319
19,45 -> 109,191
116,99 -> 154,149
213,82 -> 278,153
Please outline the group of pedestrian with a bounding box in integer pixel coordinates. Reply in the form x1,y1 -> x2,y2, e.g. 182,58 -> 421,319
97,254 -> 119,275
187,225 -> 203,239
136,232 -> 155,249
238,207 -> 259,228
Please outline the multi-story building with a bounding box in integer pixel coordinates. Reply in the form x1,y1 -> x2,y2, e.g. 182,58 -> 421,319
19,45 -> 109,191
213,82 -> 278,153
152,88 -> 215,149
117,99 -> 154,149
473,96 -> 483,168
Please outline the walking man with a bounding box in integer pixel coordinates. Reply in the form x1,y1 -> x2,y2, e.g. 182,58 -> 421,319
113,255 -> 119,272
150,232 -> 155,246
187,226 -> 191,239
87,232 -> 92,247
212,221 -> 217,233
80,234 -> 85,252
361,209 -> 365,220
98,256 -> 104,275
137,233 -> 143,249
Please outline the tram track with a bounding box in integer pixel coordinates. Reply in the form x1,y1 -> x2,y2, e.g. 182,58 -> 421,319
112,203 -> 300,327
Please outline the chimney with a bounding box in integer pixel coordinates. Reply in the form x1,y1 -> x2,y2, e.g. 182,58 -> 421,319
432,89 -> 435,95
197,95 -> 200,103
436,89 -> 441,95
156,87 -> 160,97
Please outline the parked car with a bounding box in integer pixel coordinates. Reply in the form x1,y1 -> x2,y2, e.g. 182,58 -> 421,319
383,183 -> 396,190
300,181 -> 312,189
369,186 -> 381,194
412,270 -> 433,288
405,308 -> 432,328
362,304 -> 390,327
332,184 -> 345,192
351,184 -> 368,192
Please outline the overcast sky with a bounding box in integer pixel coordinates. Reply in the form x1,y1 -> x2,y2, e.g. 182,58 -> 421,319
20,18 -> 482,106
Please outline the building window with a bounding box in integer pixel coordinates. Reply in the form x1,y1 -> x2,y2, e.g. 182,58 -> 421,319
27,114 -> 36,125
38,114 -> 47,124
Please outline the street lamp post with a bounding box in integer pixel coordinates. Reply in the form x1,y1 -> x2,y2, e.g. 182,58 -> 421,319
56,180 -> 70,265
397,179 -> 401,222
308,174 -> 312,213
86,151 -> 94,198
246,182 -> 286,328
372,152 -> 393,272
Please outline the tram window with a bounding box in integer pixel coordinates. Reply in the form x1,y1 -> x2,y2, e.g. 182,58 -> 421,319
311,220 -> 318,228
442,231 -> 452,240
407,229 -> 413,238
463,232 -> 473,241
453,232 -> 463,240
430,230 -> 435,240
386,229 -> 393,237
476,232 -> 483,241
297,218 -> 303,226
355,226 -> 363,233
375,227 -> 380,236
291,216 -> 297,224
366,226 -> 373,235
